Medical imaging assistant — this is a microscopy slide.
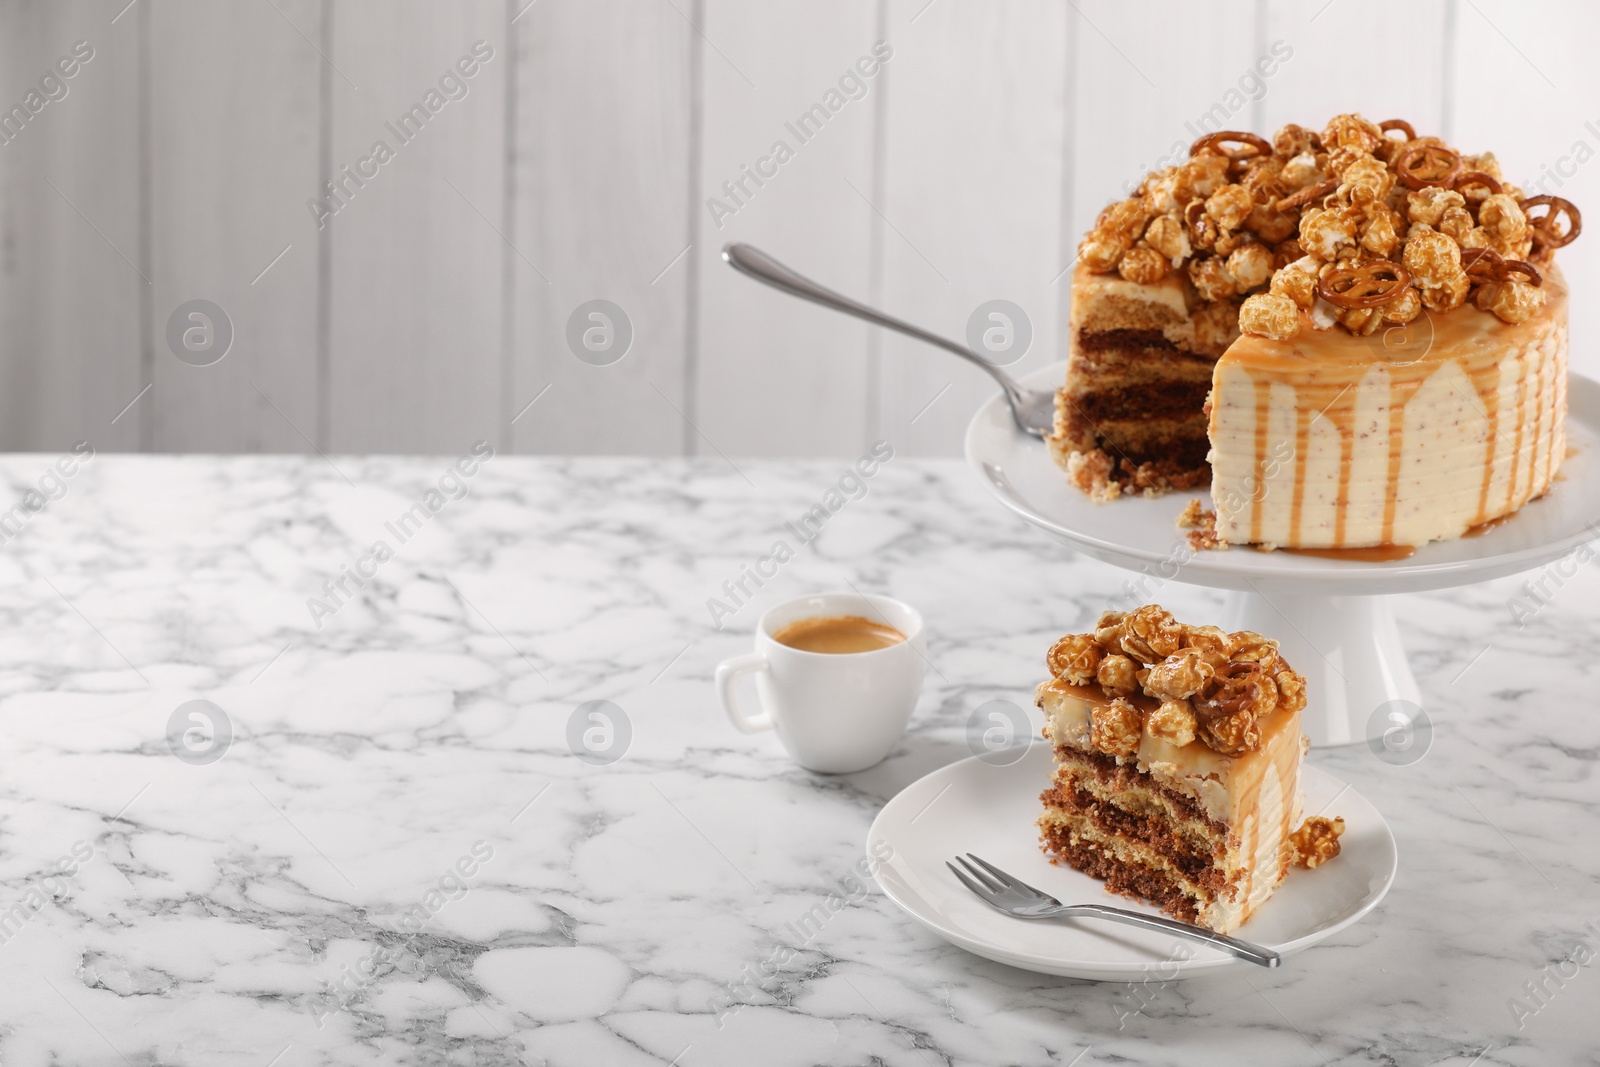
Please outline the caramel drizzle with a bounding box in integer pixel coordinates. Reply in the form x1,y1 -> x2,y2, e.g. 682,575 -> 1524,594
1379,373 -> 1407,546
1333,419 -> 1353,547
1250,380 -> 1271,544
1506,351 -> 1529,513
1288,406 -> 1311,545
1472,360 -> 1501,527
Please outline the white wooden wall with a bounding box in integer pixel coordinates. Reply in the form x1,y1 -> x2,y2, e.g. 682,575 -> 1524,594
0,0 -> 1595,456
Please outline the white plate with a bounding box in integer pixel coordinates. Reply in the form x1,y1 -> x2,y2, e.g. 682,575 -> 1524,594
867,742 -> 1396,981
965,365 -> 1600,595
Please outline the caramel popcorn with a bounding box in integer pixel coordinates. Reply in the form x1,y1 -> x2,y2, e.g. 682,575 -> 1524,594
1118,244 -> 1169,285
1488,279 -> 1545,324
1042,606 -> 1309,757
1119,605 -> 1185,663
1269,257 -> 1318,309
1227,242 -> 1275,290
1046,633 -> 1102,685
1181,624 -> 1230,662
1091,698 -> 1143,758
1402,226 -> 1460,288
1199,707 -> 1261,756
1145,649 -> 1214,701
1146,699 -> 1198,747
1239,292 -> 1301,340
1096,653 -> 1141,697
1290,816 -> 1345,868
1144,213 -> 1190,263
1077,114 -> 1578,339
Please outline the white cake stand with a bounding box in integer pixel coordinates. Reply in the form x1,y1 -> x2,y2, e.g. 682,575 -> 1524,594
966,363 -> 1600,747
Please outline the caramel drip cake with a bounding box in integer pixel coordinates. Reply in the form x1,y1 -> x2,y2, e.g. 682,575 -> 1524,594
1036,605 -> 1342,933
1053,114 -> 1581,549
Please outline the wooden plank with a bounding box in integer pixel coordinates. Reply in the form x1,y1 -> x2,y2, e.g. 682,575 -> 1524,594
1067,1 -> 1266,246
1450,0 -> 1600,382
875,0 -> 1070,457
144,0 -> 322,452
1260,0 -> 1447,138
326,0 -> 507,453
692,0 -> 882,458
511,0 -> 693,455
0,0 -> 143,452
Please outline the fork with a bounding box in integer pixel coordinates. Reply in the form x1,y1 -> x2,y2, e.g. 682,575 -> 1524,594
947,853 -> 1281,968
721,243 -> 1058,438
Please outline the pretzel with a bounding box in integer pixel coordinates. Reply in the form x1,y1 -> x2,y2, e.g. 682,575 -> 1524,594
1378,118 -> 1416,141
1452,171 -> 1503,197
1395,144 -> 1462,189
1460,246 -> 1504,287
1188,131 -> 1273,167
1274,178 -> 1336,214
1317,261 -> 1411,309
1498,259 -> 1543,287
1520,195 -> 1582,254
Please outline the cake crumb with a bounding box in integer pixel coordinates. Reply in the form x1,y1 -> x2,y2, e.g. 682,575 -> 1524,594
1177,499 -> 1228,551
1290,815 -> 1345,868
1066,449 -> 1123,503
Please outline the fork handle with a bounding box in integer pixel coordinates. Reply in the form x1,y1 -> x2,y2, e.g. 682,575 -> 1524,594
1052,903 -> 1281,968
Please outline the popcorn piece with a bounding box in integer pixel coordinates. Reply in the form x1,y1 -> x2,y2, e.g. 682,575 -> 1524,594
1205,184 -> 1254,231
1120,605 -> 1185,663
1359,204 -> 1402,257
1181,624 -> 1230,662
1299,206 -> 1359,260
1119,244 -> 1170,285
1380,285 -> 1423,325
1279,150 -> 1323,191
1477,193 -> 1528,245
1188,256 -> 1238,302
1146,699 -> 1198,747
1420,270 -> 1469,312
1405,186 -> 1465,227
1046,633 -> 1103,685
1275,668 -> 1308,714
1402,227 -> 1461,288
1096,653 -> 1141,697
1145,649 -> 1215,701
1091,698 -> 1144,758
1339,155 -> 1394,204
1227,241 -> 1275,291
1272,124 -> 1319,159
1290,816 -> 1345,868
1269,256 -> 1319,310
1226,630 -> 1281,665
1322,113 -> 1383,154
1438,205 -> 1475,244
1239,292 -> 1301,340
1078,231 -> 1129,273
1488,279 -> 1546,324
1200,707 -> 1261,756
1144,213 -> 1191,265
1093,610 -> 1126,650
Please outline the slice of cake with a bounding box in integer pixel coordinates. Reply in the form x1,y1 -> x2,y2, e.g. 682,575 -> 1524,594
1035,605 -> 1333,933
1054,114 -> 1581,549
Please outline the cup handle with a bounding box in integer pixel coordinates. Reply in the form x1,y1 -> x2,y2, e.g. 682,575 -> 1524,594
715,653 -> 774,734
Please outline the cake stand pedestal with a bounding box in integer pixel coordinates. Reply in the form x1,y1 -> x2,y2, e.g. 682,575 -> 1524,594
966,363 -> 1600,748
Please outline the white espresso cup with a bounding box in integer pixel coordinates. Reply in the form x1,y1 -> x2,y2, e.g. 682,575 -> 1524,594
715,592 -> 926,774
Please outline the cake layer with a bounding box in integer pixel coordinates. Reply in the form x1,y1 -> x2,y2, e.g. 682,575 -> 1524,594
1210,266 -> 1569,548
1044,756 -> 1227,877
1037,677 -> 1301,929
1039,810 -> 1210,926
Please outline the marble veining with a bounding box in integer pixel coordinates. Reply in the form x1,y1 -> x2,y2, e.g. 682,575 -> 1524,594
0,454 -> 1594,1066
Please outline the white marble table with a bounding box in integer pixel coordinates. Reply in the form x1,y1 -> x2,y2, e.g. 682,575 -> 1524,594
0,453 -> 1594,1066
